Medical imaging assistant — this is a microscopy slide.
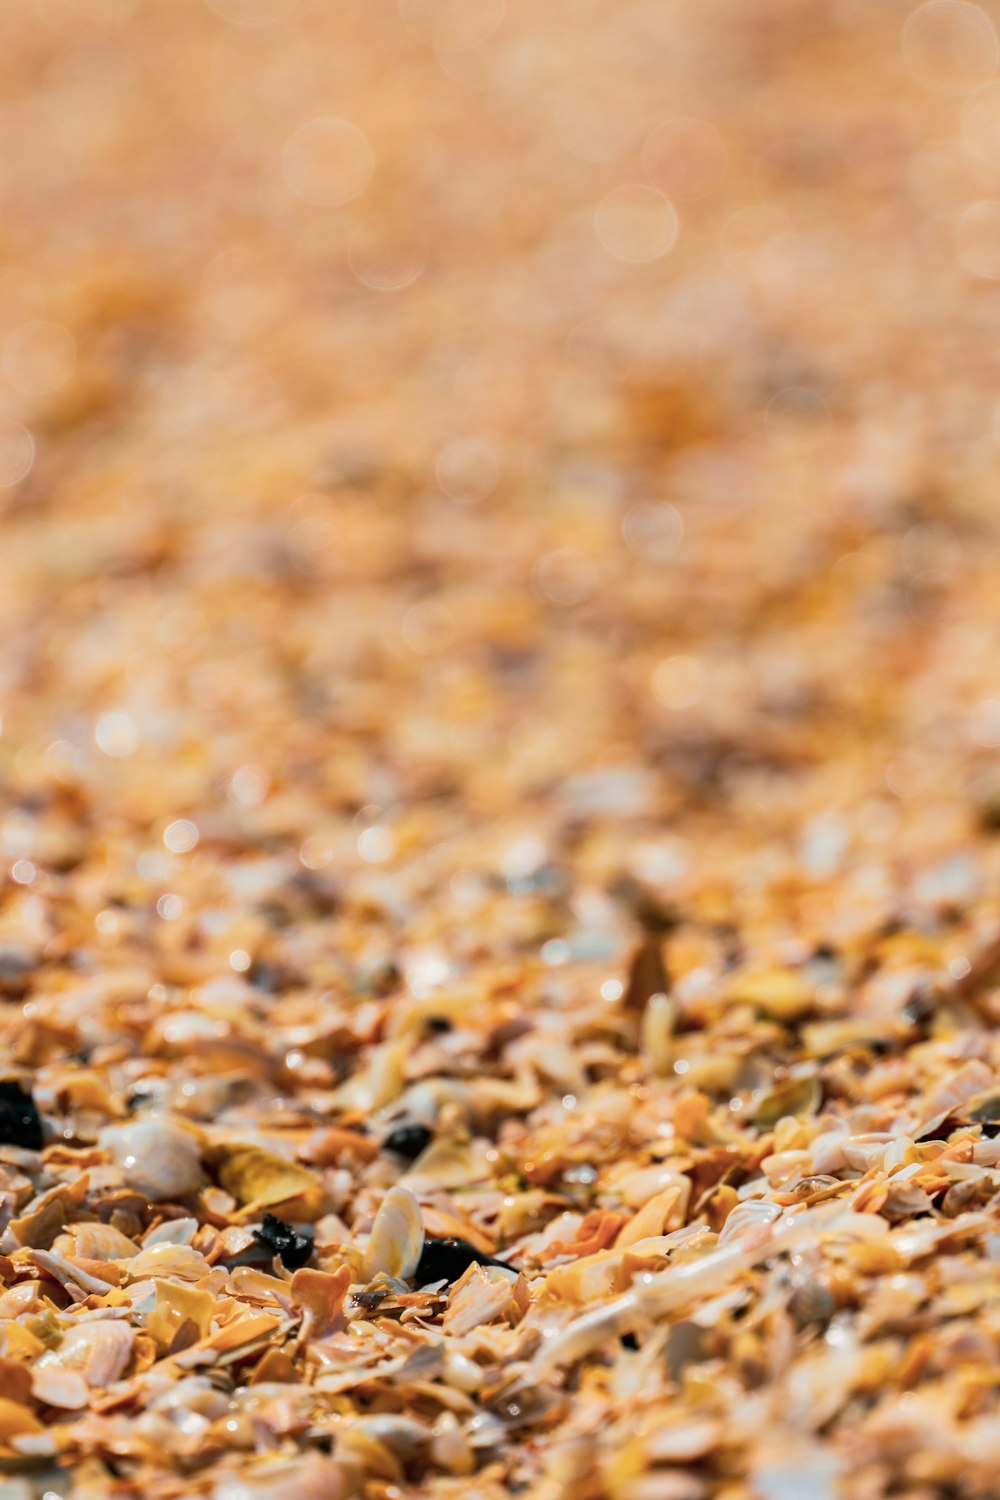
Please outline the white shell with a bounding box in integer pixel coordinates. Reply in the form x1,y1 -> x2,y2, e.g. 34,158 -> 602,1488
126,1242 -> 212,1282
46,1319 -> 135,1386
362,1185 -> 424,1282
143,1217 -> 199,1247
213,1455 -> 350,1500
99,1120 -> 205,1201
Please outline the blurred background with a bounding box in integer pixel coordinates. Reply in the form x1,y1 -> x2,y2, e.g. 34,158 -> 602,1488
1,0 -> 1000,985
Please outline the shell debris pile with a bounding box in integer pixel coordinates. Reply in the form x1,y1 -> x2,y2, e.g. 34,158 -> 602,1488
3,0 -> 1000,1497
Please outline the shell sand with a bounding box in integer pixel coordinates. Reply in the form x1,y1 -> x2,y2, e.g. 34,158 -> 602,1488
0,1 -> 999,1497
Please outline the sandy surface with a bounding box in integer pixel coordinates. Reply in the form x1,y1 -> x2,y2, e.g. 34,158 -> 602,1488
1,2 -> 1000,1496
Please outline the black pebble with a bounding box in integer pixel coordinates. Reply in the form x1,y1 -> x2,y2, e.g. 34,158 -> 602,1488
416,1236 -> 509,1285
252,1213 -> 313,1270
0,1080 -> 42,1150
353,1288 -> 386,1310
382,1122 -> 432,1160
125,1087 -> 158,1114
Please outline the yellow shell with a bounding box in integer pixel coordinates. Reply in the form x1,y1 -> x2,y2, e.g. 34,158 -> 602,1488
56,1222 -> 139,1260
615,1182 -> 689,1249
402,1139 -> 473,1189
31,1364 -> 90,1410
754,1075 -> 822,1128
206,1144 -> 325,1221
0,1397 -> 42,1440
727,967 -> 814,1021
126,1242 -> 213,1282
640,991 -> 675,1075
145,1280 -> 217,1350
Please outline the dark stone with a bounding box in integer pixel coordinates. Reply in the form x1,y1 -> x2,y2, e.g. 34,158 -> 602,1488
382,1122 -> 432,1160
252,1213 -> 313,1270
0,1080 -> 42,1150
415,1236 -> 510,1285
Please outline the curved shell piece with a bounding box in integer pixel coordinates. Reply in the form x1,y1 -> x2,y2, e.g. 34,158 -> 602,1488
52,1319 -> 135,1386
0,1396 -> 44,1438
31,1364 -> 90,1410
362,1185 -> 424,1282
205,1144 -> 324,1221
335,1040 -> 408,1114
212,1454 -> 352,1500
754,1074 -> 822,1129
126,1242 -> 212,1282
143,1217 -> 198,1247
401,1138 -> 473,1190
55,1222 -> 139,1260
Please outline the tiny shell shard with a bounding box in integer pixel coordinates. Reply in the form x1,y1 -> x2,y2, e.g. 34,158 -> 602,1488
2,1 -> 1000,1496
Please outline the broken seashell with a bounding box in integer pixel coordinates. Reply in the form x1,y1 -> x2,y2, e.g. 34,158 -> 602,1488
0,1359 -> 31,1406
197,1310 -> 283,1360
615,1182 -> 690,1249
334,1040 -> 408,1113
212,1453 -> 354,1500
401,1138 -> 474,1190
143,1217 -> 199,1247
205,1145 -> 325,1221
7,1180 -> 87,1249
28,1248 -> 115,1296
331,1428 -> 403,1482
30,1365 -> 89,1410
47,1319 -> 135,1386
0,1398 -> 42,1441
728,967 -> 814,1021
443,1265 -> 522,1336
755,1075 -> 822,1129
351,1414 -> 431,1461
98,1119 -> 205,1201
543,1237 -> 677,1303
537,1209 -> 629,1262
362,1185 -> 424,1282
126,1242 -> 212,1282
290,1264 -> 351,1339
145,1279 -> 217,1350
55,1222 -> 139,1260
